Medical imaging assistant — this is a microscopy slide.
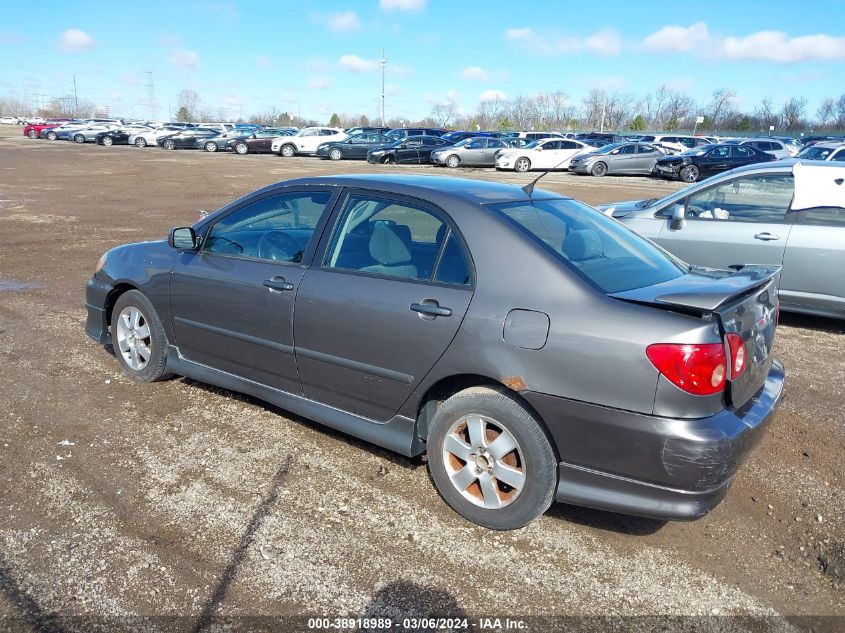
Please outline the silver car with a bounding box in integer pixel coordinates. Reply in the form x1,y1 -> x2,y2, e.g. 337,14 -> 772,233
569,142 -> 665,177
430,137 -> 509,168
601,160 -> 845,319
70,124 -> 120,143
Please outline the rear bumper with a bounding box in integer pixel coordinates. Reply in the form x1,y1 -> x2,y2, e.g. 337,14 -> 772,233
524,359 -> 785,521
85,277 -> 112,345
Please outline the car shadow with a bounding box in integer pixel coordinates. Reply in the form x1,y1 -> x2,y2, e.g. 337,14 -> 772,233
778,312 -> 845,334
547,503 -> 666,536
357,580 -> 468,631
178,378 -> 427,472
0,557 -> 69,633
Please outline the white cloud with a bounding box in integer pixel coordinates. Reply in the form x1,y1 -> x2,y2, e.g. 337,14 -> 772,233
307,76 -> 332,90
171,49 -> 199,70
256,55 -> 271,68
643,22 -> 709,52
380,0 -> 425,10
328,11 -> 361,33
61,29 -> 94,52
339,54 -> 378,73
584,29 -> 621,56
504,27 -> 620,56
642,23 -> 845,63
722,31 -> 845,63
479,89 -> 507,102
461,66 -> 488,81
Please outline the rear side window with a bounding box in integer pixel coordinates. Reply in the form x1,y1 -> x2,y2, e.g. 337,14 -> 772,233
831,149 -> 845,162
732,146 -> 754,157
795,207 -> 845,227
434,233 -> 471,286
488,199 -> 685,294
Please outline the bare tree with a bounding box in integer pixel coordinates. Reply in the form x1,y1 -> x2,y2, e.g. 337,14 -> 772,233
430,102 -> 459,128
780,97 -> 807,132
752,97 -> 778,132
705,89 -> 737,132
176,89 -> 200,121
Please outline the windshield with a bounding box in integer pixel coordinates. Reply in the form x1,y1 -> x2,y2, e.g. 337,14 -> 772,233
487,199 -> 686,294
593,143 -> 624,155
797,146 -> 835,160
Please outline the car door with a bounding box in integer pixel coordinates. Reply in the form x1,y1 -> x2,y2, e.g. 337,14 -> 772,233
780,206 -> 845,315
699,145 -> 732,175
634,144 -> 661,173
294,190 -> 474,421
608,143 -> 637,173
251,133 -> 274,152
462,139 -> 485,165
656,173 -> 795,270
398,138 -> 423,163
532,140 -> 560,168
168,188 -> 338,394
483,139 -> 506,165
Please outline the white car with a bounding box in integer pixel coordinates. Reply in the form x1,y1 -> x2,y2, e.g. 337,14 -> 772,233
495,138 -> 594,172
271,127 -> 347,157
637,134 -> 713,154
725,138 -> 797,160
128,126 -> 183,148
0,116 -> 21,125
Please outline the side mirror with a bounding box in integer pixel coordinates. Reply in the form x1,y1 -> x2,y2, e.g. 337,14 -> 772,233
669,204 -> 686,230
168,227 -> 198,250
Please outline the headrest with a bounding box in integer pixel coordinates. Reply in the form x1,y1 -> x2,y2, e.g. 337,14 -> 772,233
563,229 -> 602,262
369,223 -> 413,265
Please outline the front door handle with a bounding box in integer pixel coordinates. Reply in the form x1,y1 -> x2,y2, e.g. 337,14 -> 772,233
754,232 -> 780,241
263,276 -> 294,292
411,301 -> 452,318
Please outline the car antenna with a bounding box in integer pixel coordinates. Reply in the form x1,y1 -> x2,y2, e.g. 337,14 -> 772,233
522,154 -> 578,200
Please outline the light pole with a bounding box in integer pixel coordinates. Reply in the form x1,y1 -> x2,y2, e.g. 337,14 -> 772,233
380,49 -> 387,127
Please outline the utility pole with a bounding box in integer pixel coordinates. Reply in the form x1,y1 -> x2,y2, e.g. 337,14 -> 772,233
144,70 -> 156,120
380,49 -> 387,127
73,75 -> 79,117
599,96 -> 606,133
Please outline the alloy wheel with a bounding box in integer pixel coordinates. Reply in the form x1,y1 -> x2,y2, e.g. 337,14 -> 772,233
442,415 -> 525,509
115,306 -> 152,371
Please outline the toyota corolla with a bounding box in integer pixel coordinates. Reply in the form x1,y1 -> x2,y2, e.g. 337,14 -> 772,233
85,175 -> 784,530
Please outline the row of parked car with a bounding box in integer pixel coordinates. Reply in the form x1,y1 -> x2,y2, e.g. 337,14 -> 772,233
20,117 -> 845,184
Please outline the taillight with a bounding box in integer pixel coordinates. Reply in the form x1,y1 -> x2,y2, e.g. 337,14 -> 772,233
646,343 -> 727,396
726,333 -> 747,379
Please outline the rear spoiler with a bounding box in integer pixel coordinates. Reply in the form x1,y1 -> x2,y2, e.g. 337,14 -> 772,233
610,265 -> 780,312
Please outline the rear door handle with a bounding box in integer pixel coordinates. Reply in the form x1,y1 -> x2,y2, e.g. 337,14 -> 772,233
263,276 -> 294,292
754,232 -> 780,241
410,301 -> 452,318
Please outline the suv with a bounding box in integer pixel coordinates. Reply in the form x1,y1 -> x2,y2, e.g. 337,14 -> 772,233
271,127 -> 348,157
723,138 -> 795,160
638,134 -> 712,154
385,128 -> 446,141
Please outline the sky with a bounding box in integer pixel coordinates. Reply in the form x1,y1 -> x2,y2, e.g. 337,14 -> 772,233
1,0 -> 843,123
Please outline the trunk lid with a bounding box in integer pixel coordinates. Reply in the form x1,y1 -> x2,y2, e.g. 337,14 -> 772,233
611,265 -> 780,408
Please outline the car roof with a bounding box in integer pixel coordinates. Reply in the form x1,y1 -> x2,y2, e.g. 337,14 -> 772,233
264,174 -> 563,205
803,142 -> 845,150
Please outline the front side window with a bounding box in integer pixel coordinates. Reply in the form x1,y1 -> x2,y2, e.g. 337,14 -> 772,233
324,194 -> 468,283
489,199 -> 685,294
616,144 -> 635,155
708,146 -> 731,159
732,146 -> 755,157
685,175 -> 793,222
300,129 -> 318,137
204,191 -> 331,262
798,146 -> 834,160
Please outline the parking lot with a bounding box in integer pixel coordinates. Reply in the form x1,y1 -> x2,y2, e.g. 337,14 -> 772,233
0,128 -> 843,631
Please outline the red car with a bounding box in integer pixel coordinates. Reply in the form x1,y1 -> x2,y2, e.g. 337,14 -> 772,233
22,119 -> 72,139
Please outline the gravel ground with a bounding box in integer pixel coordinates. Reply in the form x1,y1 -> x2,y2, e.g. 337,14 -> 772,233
0,128 -> 842,633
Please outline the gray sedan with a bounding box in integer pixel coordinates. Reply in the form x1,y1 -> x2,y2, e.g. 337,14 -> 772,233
86,175 -> 783,529
601,160 -> 845,319
430,137 -> 509,167
569,142 -> 665,176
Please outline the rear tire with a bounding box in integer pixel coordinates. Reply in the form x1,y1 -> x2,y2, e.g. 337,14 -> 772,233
235,142 -> 249,155
46,131 -> 57,141
102,136 -> 113,146
136,137 -> 147,148
329,148 -> 343,161
27,129 -> 37,139
280,144 -> 296,157
74,134 -> 85,144
679,165 -> 700,183
591,161 -> 608,177
514,157 -> 531,172
427,386 -> 557,530
163,139 -> 176,150
111,290 -> 173,383
205,141 -> 217,152
445,155 -> 461,168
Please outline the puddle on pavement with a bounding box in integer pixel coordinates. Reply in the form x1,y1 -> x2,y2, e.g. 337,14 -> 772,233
0,279 -> 41,291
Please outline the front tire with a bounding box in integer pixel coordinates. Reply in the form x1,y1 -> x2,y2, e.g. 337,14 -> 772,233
136,137 -> 147,148
280,144 -> 296,157
111,290 -> 173,383
102,136 -> 113,146
514,157 -> 531,172
74,134 -> 85,144
445,154 -> 461,168
679,165 -> 700,183
427,386 -> 557,530
163,139 -> 176,150
27,129 -> 37,139
329,148 -> 343,161
591,161 -> 608,177
235,142 -> 249,155
46,131 -> 57,141
205,141 -> 217,152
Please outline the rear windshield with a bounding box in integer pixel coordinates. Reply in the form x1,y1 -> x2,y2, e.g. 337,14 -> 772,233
488,199 -> 686,293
